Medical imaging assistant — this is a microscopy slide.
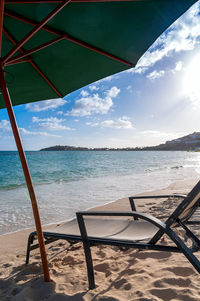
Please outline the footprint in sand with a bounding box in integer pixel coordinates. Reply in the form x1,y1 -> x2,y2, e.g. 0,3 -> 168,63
94,262 -> 109,273
150,288 -> 177,301
62,255 -> 76,265
112,278 -> 127,289
51,268 -> 59,275
123,283 -> 132,290
166,266 -> 195,277
177,293 -> 199,301
96,250 -> 106,258
94,264 -> 112,278
123,268 -> 136,276
153,277 -> 191,288
135,290 -> 144,297
2,263 -> 12,268
58,242 -> 65,247
133,251 -> 171,260
51,247 -> 61,252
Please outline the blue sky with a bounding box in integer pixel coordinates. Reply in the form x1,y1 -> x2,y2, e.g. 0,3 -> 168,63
1,2 -> 200,150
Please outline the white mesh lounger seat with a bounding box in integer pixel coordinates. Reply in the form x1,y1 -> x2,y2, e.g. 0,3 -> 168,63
43,218 -> 158,241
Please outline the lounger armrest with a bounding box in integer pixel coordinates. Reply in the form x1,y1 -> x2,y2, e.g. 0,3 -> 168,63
129,194 -> 186,200
128,194 -> 186,220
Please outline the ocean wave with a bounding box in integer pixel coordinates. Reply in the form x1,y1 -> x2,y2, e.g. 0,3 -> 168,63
145,165 -> 183,173
0,183 -> 27,191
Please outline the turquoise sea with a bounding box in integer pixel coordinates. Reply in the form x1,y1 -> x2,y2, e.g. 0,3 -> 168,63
0,150 -> 200,235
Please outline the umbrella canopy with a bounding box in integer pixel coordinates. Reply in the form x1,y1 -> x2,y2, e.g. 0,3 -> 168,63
0,0 -> 197,108
0,0 -> 198,283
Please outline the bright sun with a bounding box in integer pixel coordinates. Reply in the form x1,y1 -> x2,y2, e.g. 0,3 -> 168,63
183,54 -> 200,103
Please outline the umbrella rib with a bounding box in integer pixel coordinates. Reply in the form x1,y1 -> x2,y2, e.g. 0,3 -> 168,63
6,57 -> 32,65
30,61 -> 63,97
4,8 -> 133,67
3,0 -> 72,64
5,36 -> 65,65
0,0 -> 4,57
3,27 -> 63,97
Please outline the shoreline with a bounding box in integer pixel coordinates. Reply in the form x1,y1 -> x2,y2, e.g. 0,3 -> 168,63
0,178 -> 198,259
1,178 -> 200,300
0,177 -> 198,239
1,150 -> 200,236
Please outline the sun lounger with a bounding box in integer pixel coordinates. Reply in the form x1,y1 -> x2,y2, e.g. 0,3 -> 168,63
25,194 -> 186,265
26,180 -> 200,289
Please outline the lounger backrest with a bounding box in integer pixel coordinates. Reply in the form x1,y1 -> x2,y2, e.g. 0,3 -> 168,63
166,180 -> 200,226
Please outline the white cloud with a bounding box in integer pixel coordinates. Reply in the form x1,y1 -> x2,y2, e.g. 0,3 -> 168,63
146,70 -> 165,80
101,117 -> 133,129
126,85 -> 133,93
138,130 -> 183,142
19,128 -> 61,137
139,130 -> 165,136
80,90 -> 89,97
105,86 -> 120,98
89,85 -> 99,91
146,61 -> 182,80
86,117 -> 133,129
174,61 -> 183,72
0,120 -> 11,132
32,117 -> 64,123
26,98 -> 67,112
86,122 -> 99,127
170,61 -> 183,74
134,3 -> 200,70
0,119 -> 62,137
66,86 -> 120,116
32,116 -> 72,130
57,111 -> 64,115
127,66 -> 148,74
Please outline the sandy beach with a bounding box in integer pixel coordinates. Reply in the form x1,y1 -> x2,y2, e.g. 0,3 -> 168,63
1,178 -> 200,301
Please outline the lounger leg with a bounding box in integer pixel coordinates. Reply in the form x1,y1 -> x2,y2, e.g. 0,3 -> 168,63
82,240 -> 95,290
26,233 -> 35,264
76,213 -> 95,289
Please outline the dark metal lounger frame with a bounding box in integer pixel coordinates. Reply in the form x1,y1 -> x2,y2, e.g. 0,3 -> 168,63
26,188 -> 200,289
26,193 -> 185,264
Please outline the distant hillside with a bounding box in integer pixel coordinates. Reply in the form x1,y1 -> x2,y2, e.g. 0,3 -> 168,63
40,132 -> 200,151
40,145 -> 90,151
148,132 -> 200,151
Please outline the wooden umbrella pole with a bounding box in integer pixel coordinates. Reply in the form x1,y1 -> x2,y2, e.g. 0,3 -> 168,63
0,64 -> 51,282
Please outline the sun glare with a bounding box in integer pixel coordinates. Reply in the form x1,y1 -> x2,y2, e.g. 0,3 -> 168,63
183,54 -> 200,103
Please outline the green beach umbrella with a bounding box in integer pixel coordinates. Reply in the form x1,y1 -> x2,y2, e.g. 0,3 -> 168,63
0,0 -> 197,282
